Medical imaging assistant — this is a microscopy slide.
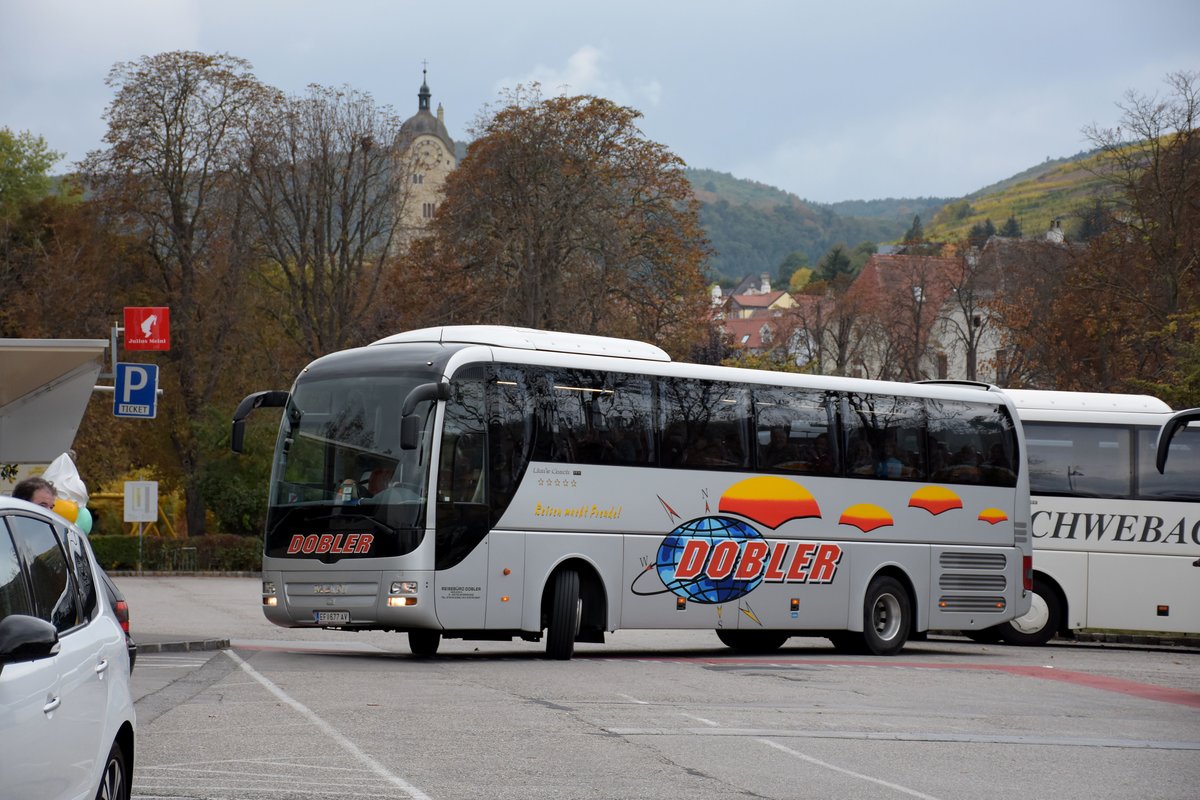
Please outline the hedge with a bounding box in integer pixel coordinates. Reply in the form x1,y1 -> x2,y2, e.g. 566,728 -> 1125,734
89,533 -> 262,572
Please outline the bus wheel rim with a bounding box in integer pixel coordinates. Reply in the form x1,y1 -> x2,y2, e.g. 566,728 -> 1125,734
872,592 -> 902,641
1011,592 -> 1049,634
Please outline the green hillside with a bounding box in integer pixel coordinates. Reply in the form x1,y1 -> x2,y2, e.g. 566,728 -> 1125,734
685,168 -> 949,285
925,147 -> 1115,241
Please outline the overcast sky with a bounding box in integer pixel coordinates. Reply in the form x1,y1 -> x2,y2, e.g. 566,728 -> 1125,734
3,0 -> 1197,204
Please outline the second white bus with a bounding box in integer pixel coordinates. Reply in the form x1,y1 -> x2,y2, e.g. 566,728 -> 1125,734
981,390 -> 1200,645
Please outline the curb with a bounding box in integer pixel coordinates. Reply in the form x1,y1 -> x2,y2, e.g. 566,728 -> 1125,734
1073,631 -> 1200,649
135,638 -> 230,654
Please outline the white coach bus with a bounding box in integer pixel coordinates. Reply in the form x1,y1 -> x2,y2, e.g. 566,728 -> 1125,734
979,390 -> 1200,645
233,326 -> 1031,659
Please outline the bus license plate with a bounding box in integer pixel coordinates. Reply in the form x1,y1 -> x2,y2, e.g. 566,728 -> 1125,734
314,611 -> 350,624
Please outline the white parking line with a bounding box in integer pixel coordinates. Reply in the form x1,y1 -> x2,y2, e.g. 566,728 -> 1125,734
681,713 -> 719,726
224,650 -> 433,800
756,738 -> 946,800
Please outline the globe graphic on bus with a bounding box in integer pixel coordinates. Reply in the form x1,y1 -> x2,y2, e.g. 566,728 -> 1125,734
655,516 -> 765,604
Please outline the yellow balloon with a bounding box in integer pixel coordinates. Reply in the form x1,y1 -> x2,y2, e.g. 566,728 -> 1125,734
53,498 -> 79,523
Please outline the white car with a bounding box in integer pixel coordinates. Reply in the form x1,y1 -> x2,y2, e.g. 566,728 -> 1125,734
0,496 -> 136,800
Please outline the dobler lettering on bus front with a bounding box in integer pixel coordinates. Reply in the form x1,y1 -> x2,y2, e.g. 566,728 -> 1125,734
287,533 -> 375,555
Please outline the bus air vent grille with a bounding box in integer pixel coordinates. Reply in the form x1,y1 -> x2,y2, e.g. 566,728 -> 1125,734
940,574 -> 1008,592
1013,521 -> 1028,544
939,552 -> 1006,570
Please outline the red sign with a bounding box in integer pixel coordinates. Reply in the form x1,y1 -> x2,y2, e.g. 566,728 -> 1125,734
124,307 -> 170,351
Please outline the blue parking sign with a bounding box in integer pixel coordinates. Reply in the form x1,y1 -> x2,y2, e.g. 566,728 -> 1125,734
114,363 -> 159,419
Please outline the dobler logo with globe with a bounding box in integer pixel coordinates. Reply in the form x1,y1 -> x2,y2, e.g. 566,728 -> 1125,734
632,476 -> 826,604
651,516 -> 766,603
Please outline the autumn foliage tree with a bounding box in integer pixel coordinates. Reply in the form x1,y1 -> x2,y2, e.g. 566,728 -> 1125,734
83,51 -> 277,536
241,84 -> 411,361
401,85 -> 711,357
991,71 -> 1199,403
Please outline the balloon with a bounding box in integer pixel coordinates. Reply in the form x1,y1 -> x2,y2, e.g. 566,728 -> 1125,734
75,506 -> 93,535
53,497 -> 79,523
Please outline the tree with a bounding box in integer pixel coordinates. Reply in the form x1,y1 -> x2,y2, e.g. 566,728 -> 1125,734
241,84 -> 410,360
776,250 -> 809,286
83,51 -> 276,536
968,218 -> 996,247
999,215 -> 1022,238
0,128 -> 61,220
406,85 -> 710,356
903,214 -> 924,244
1072,198 -> 1111,242
938,244 -> 1000,381
787,266 -> 813,293
849,240 -> 877,273
815,243 -> 853,282
1064,70 -> 1200,400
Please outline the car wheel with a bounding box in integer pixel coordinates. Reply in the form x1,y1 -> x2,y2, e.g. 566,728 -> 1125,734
96,741 -> 129,800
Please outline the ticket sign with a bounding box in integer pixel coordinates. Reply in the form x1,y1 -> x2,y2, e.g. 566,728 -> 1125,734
114,363 -> 158,419
124,306 -> 170,351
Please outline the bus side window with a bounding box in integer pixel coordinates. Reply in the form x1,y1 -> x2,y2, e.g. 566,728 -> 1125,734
1138,425 -> 1200,498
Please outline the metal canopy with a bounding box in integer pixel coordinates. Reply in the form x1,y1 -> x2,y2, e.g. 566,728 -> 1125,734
0,338 -> 108,463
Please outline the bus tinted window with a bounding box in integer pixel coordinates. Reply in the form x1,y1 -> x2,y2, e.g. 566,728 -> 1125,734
660,378 -> 750,470
487,365 -> 534,521
437,372 -> 489,571
845,393 -> 925,480
529,368 -> 655,467
753,388 -> 837,475
1025,422 -> 1130,497
928,400 -> 1017,487
1138,425 -> 1200,499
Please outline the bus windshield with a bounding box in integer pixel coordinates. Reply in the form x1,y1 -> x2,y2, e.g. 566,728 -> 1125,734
265,373 -> 437,560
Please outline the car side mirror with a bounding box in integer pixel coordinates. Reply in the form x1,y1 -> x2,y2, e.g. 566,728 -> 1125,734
0,615 -> 60,671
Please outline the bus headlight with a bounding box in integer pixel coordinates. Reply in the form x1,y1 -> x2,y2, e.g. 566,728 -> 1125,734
388,580 -> 419,606
262,580 -> 278,607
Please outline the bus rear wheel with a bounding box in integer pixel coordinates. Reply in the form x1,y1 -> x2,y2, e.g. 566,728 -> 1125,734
409,630 -> 441,656
546,569 -> 581,660
998,578 -> 1060,646
861,575 -> 911,655
716,629 -> 789,653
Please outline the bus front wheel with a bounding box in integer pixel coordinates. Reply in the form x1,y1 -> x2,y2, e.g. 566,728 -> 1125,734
998,578 -> 1061,646
409,630 -> 441,656
546,569 -> 581,660
861,575 -> 911,656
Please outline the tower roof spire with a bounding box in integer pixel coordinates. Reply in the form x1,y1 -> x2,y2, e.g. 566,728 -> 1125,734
418,60 -> 431,111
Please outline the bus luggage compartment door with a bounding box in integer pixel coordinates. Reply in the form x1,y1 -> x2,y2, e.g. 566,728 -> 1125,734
486,531 -> 525,629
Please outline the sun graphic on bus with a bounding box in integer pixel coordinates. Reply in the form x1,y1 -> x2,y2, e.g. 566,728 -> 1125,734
978,508 -> 1009,525
908,486 -> 963,515
717,476 -> 821,529
839,503 -> 894,532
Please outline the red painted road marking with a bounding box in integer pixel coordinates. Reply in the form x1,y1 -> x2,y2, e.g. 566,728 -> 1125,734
585,656 -> 1200,709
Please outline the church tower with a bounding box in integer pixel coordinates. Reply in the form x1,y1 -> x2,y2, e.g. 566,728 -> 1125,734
395,66 -> 457,245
